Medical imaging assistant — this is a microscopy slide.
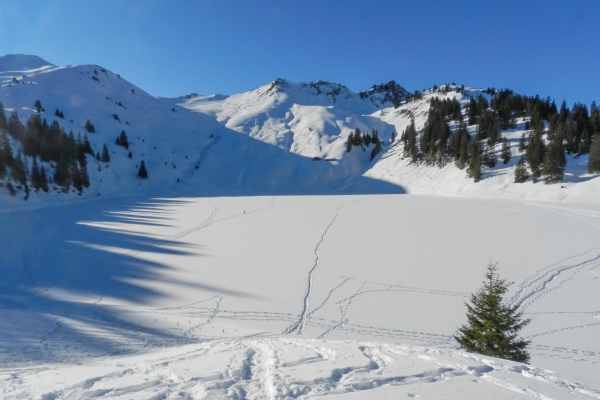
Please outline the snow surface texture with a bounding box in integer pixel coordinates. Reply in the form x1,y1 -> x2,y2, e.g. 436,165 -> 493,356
2,195 -> 600,399
2,55 -> 600,398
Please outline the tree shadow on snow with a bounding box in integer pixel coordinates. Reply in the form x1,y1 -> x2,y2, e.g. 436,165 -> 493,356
0,196 -> 257,365
0,127 -> 408,364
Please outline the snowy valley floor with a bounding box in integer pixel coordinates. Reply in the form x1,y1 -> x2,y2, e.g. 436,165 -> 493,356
1,194 -> 600,399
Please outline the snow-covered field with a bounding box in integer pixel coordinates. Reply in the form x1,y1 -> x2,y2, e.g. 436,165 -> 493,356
1,194 -> 600,399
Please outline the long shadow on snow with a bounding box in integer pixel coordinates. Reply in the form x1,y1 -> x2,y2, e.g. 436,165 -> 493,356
0,196 -> 256,364
0,125 -> 407,363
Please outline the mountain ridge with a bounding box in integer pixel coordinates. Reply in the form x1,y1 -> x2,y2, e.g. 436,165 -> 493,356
1,54 -> 599,208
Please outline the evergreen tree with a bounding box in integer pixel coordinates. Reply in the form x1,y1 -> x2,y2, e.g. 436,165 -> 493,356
455,262 -> 531,363
0,131 -> 14,167
85,119 -> 95,133
500,137 -> 511,164
79,163 -> 90,188
70,162 -> 83,193
11,151 -> 27,185
588,134 -> 600,173
30,157 -> 42,190
83,134 -> 93,155
7,111 -> 26,141
518,133 -> 526,152
138,160 -> 148,179
54,156 -> 71,190
455,126 -> 471,170
370,139 -> 382,161
468,140 -> 482,182
0,101 -> 7,130
39,165 -> 49,192
34,100 -> 42,113
468,97 -> 478,124
514,156 -> 529,183
481,144 -> 497,168
101,144 -> 110,162
542,138 -> 566,184
525,121 -> 545,182
404,120 -> 418,162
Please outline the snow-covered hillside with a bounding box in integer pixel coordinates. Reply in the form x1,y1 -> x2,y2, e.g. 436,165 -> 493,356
0,55 -> 401,209
2,54 -> 600,206
179,82 -> 600,203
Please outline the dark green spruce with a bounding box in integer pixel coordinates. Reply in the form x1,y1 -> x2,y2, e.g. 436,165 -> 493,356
455,262 -> 531,363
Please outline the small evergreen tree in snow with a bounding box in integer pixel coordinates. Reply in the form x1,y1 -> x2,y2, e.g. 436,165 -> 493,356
83,134 -> 94,155
514,156 -> 529,183
137,160 -> 148,179
85,119 -> 95,133
101,144 -> 110,162
116,130 -> 129,149
455,262 -> 531,363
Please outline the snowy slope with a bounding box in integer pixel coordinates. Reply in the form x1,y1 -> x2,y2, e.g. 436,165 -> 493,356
365,87 -> 600,202
3,55 -> 600,206
172,79 -> 402,160
181,82 -> 600,202
0,56 -> 404,209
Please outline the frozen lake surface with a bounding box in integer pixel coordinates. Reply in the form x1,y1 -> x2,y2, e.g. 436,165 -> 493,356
1,194 -> 599,399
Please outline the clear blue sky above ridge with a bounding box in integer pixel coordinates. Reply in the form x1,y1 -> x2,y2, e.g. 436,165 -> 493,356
1,0 -> 599,106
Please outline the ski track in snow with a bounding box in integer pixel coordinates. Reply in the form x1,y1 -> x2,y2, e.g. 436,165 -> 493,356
285,203 -> 351,335
317,281 -> 366,340
504,200 -> 600,315
185,295 -> 223,336
7,338 -> 600,400
509,254 -> 600,312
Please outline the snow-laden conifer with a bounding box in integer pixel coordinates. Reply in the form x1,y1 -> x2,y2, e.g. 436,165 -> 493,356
455,262 -> 531,363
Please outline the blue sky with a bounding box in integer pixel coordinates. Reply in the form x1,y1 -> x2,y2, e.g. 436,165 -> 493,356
1,0 -> 599,106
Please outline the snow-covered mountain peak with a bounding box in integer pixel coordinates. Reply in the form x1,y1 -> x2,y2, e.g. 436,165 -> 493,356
0,54 -> 55,73
249,78 -> 410,111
